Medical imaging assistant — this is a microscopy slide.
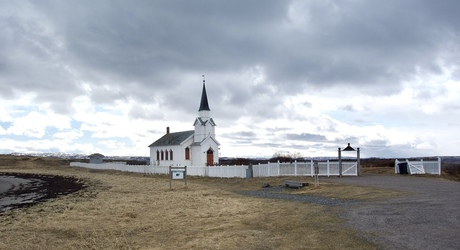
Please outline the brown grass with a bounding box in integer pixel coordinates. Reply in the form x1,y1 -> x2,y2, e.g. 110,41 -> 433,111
0,155 -> 416,249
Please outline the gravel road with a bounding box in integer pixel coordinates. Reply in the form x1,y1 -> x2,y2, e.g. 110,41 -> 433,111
240,187 -> 361,206
326,175 -> 460,250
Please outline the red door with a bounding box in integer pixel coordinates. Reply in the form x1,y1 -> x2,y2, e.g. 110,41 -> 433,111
207,149 -> 213,166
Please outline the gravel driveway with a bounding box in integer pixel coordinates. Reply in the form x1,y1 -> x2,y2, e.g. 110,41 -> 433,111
326,174 -> 460,250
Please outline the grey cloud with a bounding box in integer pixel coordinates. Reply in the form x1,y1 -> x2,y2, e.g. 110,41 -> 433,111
443,104 -> 460,111
315,121 -> 338,133
0,11 -> 82,105
128,105 -> 164,121
266,1 -> 460,93
252,142 -> 284,149
414,85 -> 447,101
1,0 -> 459,119
222,131 -> 257,140
285,133 -> 327,142
341,105 -> 357,112
302,102 -> 312,109
265,127 -> 291,133
335,137 -> 360,147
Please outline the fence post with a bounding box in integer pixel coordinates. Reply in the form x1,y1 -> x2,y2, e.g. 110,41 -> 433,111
277,160 -> 280,176
338,147 -> 342,177
406,159 -> 411,174
247,164 -> 253,178
314,161 -> 319,187
327,160 -> 330,177
294,160 -> 297,176
310,159 -> 314,177
438,157 -> 442,175
357,147 -> 360,176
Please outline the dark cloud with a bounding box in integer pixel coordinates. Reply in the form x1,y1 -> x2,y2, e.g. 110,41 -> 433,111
0,0 -> 459,134
0,10 -> 82,104
265,0 -> 460,94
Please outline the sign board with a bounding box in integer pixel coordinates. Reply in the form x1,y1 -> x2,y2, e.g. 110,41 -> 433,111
169,166 -> 187,189
172,170 -> 184,179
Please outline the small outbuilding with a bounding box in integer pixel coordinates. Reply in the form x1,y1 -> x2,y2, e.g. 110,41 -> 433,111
89,153 -> 104,164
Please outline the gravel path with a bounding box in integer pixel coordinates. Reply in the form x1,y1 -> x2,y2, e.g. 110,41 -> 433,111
326,175 -> 460,250
239,186 -> 361,206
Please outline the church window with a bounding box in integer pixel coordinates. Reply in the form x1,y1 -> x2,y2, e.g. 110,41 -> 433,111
165,150 -> 169,160
170,150 -> 174,160
156,150 -> 160,161
185,147 -> 190,160
161,150 -> 164,160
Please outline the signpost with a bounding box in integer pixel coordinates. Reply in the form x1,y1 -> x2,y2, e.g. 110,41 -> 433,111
169,166 -> 187,189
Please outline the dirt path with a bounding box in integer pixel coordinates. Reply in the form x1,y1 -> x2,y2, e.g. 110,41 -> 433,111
326,175 -> 460,250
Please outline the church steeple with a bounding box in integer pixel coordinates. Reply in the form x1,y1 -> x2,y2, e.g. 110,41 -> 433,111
198,75 -> 210,111
194,75 -> 216,143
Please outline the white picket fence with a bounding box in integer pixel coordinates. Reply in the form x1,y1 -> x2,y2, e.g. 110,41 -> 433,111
70,160 -> 358,178
70,162 -> 247,177
394,158 -> 441,175
252,160 -> 357,177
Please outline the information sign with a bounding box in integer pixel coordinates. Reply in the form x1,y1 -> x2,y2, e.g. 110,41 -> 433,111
169,166 -> 187,189
172,171 -> 184,179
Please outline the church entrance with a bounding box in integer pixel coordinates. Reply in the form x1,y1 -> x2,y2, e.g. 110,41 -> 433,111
206,149 -> 214,166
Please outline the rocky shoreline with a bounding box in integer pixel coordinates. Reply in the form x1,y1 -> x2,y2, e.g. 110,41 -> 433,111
0,173 -> 85,212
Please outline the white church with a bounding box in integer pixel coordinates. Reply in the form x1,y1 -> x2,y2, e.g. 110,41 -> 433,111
148,78 -> 220,166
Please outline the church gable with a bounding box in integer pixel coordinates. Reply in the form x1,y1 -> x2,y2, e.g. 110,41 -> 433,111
191,134 -> 220,146
193,117 -> 217,126
209,118 -> 216,126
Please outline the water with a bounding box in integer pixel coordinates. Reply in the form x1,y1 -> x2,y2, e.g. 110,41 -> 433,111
0,175 -> 33,194
0,175 -> 44,212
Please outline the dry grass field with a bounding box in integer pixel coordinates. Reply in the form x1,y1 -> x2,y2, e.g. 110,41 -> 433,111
0,155 -> 443,250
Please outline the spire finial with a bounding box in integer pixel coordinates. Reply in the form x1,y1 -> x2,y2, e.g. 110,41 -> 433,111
202,74 -> 205,84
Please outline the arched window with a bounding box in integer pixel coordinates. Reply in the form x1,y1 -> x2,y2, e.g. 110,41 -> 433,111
170,149 -> 174,160
161,150 -> 164,160
165,150 -> 169,160
185,147 -> 190,160
156,150 -> 160,161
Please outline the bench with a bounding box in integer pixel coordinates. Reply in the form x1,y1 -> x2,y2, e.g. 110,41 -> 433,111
283,180 -> 308,189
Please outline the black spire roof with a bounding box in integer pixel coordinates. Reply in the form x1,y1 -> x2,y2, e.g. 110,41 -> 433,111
198,81 -> 210,111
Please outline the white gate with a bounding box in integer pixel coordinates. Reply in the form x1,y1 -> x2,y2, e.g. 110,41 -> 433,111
394,158 -> 441,175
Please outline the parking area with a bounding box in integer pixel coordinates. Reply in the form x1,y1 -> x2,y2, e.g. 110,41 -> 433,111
327,175 -> 460,250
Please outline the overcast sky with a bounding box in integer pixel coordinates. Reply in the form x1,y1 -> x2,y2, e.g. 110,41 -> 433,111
1,0 -> 459,158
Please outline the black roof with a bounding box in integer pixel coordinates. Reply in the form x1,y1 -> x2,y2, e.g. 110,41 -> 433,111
148,130 -> 194,147
198,82 -> 210,111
